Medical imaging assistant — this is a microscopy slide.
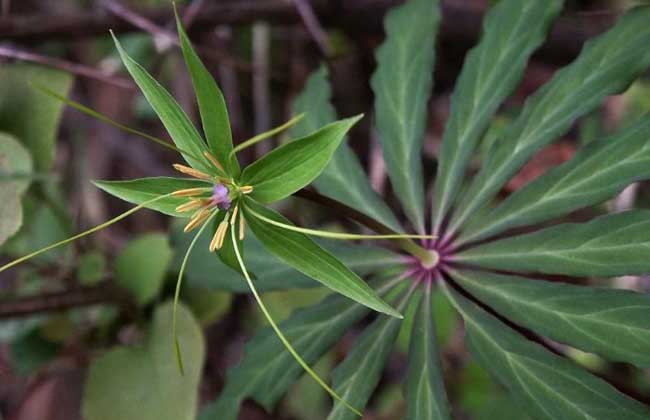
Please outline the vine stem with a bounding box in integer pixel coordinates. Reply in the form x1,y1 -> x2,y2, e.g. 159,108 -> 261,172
229,224 -> 363,417
294,189 -> 435,265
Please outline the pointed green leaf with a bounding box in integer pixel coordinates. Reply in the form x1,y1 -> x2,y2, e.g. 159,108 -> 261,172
405,285 -> 451,420
0,64 -> 72,171
451,269 -> 650,367
94,177 -> 210,217
292,66 -> 402,232
370,0 -> 440,233
327,286 -> 412,420
175,12 -> 237,175
243,199 -> 401,318
458,210 -> 650,277
450,7 -> 650,233
200,277 -> 401,420
431,0 -> 562,233
460,116 -> 650,243
170,218 -> 402,292
241,115 -> 362,204
442,283 -> 650,420
111,33 -> 211,173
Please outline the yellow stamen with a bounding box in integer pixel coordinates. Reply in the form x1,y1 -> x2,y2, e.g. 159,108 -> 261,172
173,163 -> 212,180
184,209 -> 212,232
176,199 -> 204,213
240,185 -> 253,194
230,205 -> 239,225
171,187 -> 208,197
203,151 -> 225,172
210,220 -> 229,252
239,215 -> 246,240
216,221 -> 230,250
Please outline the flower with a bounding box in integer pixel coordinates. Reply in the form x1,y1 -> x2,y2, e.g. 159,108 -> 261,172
170,152 -> 251,248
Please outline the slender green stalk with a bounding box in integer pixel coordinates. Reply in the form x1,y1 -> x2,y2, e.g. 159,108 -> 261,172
230,226 -> 362,417
228,113 -> 305,160
0,193 -> 174,274
246,205 -> 434,241
34,84 -> 204,163
173,210 -> 219,375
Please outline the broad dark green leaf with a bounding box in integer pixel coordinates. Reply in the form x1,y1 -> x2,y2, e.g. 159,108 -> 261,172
243,199 -> 401,317
241,115 -> 362,204
292,66 -> 402,232
115,233 -> 173,306
82,302 -> 205,420
451,269 -> 650,367
111,34 -> 211,173
461,116 -> 650,243
458,210 -> 650,277
175,13 -> 237,175
431,0 -> 562,234
370,0 -> 440,233
327,285 -> 412,420
0,64 -> 72,170
442,282 -> 650,420
94,177 -> 210,217
170,218 -> 402,292
404,285 -> 451,420
200,277 -> 401,420
450,7 -> 650,233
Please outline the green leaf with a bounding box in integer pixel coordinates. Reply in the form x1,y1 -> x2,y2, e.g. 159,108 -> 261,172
0,133 -> 33,246
441,282 -> 650,420
82,302 -> 205,420
115,233 -> 173,306
77,251 -> 107,285
457,210 -> 650,277
183,287 -> 232,326
170,218 -> 401,292
452,269 -> 650,367
200,277 -> 401,420
243,199 -> 401,317
94,177 -> 210,217
461,116 -> 650,243
327,285 -> 412,420
111,33 -> 211,173
371,0 -> 440,233
430,0 -> 562,233
292,66 -> 402,232
241,115 -> 362,204
450,7 -> 650,233
0,64 -> 72,170
175,11 -> 237,175
10,327 -> 59,375
404,285 -> 451,420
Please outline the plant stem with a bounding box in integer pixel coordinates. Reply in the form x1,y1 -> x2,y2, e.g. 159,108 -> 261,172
294,189 -> 435,264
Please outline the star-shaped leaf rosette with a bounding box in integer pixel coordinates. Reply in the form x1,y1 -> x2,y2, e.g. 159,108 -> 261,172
0,10 -> 433,416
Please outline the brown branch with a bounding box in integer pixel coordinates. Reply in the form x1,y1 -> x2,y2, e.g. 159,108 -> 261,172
100,0 -> 256,74
0,281 -> 134,319
0,45 -> 134,89
0,1 -> 617,66
292,0 -> 331,57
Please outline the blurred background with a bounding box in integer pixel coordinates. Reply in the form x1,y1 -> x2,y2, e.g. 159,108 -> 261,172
1,0 -> 649,419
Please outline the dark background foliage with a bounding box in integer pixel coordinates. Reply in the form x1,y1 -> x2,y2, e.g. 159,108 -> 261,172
1,1 -> 649,419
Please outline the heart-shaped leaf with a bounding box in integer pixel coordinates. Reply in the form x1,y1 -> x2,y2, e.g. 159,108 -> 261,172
0,133 -> 33,246
82,302 -> 205,420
